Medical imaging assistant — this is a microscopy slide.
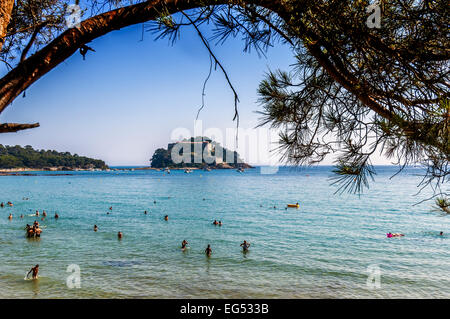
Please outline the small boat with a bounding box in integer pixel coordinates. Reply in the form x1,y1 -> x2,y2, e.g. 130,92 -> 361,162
287,203 -> 300,208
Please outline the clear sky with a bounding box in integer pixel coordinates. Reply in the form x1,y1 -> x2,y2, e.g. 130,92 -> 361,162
0,14 -> 390,166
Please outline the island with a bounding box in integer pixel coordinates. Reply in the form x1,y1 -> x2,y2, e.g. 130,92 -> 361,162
150,137 -> 253,169
0,144 -> 108,172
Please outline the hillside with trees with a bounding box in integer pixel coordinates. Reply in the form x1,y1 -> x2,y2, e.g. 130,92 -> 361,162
0,145 -> 108,170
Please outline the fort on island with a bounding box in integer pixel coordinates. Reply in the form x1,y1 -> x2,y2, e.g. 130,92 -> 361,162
150,137 -> 252,169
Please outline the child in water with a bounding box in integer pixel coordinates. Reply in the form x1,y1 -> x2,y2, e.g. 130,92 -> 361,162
205,244 -> 212,257
27,264 -> 39,279
240,240 -> 251,252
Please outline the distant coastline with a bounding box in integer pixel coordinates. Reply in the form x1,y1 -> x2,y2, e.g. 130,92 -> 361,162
0,165 -> 254,175
0,145 -> 108,171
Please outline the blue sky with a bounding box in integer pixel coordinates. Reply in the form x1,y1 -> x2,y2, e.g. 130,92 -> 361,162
0,14 -> 390,166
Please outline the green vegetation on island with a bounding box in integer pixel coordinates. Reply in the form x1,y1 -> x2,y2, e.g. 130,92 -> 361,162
150,137 -> 251,169
0,145 -> 108,170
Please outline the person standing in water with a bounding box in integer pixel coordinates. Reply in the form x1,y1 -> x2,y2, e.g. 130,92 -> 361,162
164,215 -> 169,221
118,231 -> 123,239
27,264 -> 39,279
181,240 -> 189,250
8,213 -> 12,220
205,244 -> 212,257
54,213 -> 59,219
94,225 -> 98,232
240,240 -> 251,252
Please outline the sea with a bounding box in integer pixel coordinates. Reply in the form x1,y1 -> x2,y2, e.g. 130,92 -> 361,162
0,166 -> 448,298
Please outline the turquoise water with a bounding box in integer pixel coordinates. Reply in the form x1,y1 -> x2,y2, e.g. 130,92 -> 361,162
0,166 -> 448,298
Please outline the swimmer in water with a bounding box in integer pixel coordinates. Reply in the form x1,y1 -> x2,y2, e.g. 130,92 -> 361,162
164,215 -> 168,221
0,202 -> 4,208
54,213 -> 59,219
43,211 -> 47,217
144,210 -> 147,215
387,232 -> 404,238
7,202 -> 13,207
35,210 -> 39,216
27,264 -> 39,279
213,220 -> 218,225
26,225 -> 34,238
439,231 -> 444,236
20,214 -> 23,218
205,244 -> 212,257
154,200 -> 156,204
109,206 -> 113,211
218,221 -> 222,226
34,226 -> 42,237
181,240 -> 189,249
240,240 -> 250,252
118,231 -> 123,239
94,225 -> 98,232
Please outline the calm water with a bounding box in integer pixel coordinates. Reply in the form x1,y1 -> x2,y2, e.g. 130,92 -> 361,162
0,166 -> 448,298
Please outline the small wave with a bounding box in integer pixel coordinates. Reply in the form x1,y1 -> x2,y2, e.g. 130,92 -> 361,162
102,260 -> 144,267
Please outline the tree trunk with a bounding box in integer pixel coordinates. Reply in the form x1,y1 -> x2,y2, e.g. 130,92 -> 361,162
0,0 -> 281,115
0,0 -> 14,51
